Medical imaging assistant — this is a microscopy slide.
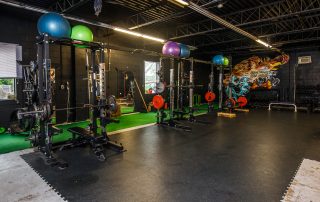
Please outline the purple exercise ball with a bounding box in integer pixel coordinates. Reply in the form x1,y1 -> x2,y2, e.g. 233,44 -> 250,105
162,41 -> 181,57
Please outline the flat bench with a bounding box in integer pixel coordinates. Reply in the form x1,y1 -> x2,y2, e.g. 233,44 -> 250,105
67,127 -> 91,136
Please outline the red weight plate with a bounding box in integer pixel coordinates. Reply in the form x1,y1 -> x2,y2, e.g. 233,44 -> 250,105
152,95 -> 165,110
205,91 -> 216,102
237,96 -> 248,107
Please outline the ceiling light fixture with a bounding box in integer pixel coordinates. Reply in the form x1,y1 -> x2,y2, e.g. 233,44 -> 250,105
170,0 -> 190,7
217,3 -> 223,8
256,39 -> 272,48
114,28 -> 166,43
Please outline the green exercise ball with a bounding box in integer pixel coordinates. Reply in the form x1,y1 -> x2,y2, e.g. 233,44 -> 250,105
223,57 -> 229,66
71,25 -> 93,42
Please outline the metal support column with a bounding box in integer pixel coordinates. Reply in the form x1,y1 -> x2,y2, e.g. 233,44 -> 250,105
91,50 -> 98,135
189,58 -> 194,116
218,65 -> 223,110
177,61 -> 181,110
180,61 -> 185,111
169,58 -> 175,120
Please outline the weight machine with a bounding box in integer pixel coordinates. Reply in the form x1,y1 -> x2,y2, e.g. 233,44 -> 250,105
17,34 -> 124,168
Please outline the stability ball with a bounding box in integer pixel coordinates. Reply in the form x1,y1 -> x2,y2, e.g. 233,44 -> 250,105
212,55 -> 224,65
223,57 -> 229,66
37,12 -> 71,38
162,41 -> 181,57
71,25 -> 93,42
179,43 -> 190,58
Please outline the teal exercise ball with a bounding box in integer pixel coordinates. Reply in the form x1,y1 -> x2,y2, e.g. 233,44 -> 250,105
37,12 -> 71,38
179,43 -> 190,58
212,55 -> 224,65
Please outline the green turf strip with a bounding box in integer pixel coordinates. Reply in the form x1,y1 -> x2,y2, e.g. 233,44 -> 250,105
120,106 -> 135,114
0,103 -> 215,154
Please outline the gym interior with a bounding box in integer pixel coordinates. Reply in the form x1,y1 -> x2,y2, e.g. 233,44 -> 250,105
0,0 -> 320,201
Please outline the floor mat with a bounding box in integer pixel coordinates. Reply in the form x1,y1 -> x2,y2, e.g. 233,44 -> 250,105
19,111 -> 320,201
21,147 -> 128,202
0,149 -> 65,202
282,159 -> 320,202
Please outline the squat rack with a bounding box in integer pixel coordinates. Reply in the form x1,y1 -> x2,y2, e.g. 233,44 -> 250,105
18,35 -> 124,168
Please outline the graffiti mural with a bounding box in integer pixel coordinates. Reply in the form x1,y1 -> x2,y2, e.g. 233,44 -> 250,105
224,54 -> 289,99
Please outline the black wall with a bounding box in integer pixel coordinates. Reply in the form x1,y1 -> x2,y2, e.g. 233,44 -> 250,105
0,9 -> 38,127
1,6 -> 319,126
0,7 -> 162,125
233,49 -> 320,108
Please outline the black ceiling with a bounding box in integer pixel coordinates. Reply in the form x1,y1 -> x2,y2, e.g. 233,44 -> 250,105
4,0 -> 320,56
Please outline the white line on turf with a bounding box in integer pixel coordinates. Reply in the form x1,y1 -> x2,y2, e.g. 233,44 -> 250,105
108,123 -> 155,135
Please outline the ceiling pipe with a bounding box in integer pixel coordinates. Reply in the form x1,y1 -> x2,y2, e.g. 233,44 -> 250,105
0,0 -> 168,43
0,0 -> 201,49
170,0 -> 281,52
129,0 -> 223,30
187,1 -> 281,52
0,0 -> 114,29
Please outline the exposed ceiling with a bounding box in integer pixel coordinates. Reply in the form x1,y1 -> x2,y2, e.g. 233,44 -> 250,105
4,0 -> 320,57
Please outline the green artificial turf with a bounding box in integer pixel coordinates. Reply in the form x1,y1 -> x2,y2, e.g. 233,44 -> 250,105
121,106 -> 135,114
0,103 -> 216,154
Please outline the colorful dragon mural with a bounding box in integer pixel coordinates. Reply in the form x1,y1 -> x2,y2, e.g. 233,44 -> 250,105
224,54 -> 290,100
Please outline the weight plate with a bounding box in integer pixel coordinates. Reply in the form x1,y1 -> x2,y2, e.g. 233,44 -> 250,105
237,96 -> 248,107
225,98 -> 236,108
107,95 -> 118,113
156,82 -> 165,94
152,95 -> 165,110
205,91 -> 216,102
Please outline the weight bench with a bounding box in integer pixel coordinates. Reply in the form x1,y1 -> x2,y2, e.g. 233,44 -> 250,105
54,127 -> 124,161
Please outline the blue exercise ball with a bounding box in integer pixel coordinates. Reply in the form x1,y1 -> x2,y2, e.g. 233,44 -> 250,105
212,55 -> 224,65
37,12 -> 71,38
179,43 -> 190,58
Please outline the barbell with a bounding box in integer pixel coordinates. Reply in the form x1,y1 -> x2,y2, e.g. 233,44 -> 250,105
17,95 -> 118,119
156,81 -> 204,94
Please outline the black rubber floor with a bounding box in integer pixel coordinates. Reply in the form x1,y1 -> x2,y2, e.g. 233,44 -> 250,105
22,110 -> 320,201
